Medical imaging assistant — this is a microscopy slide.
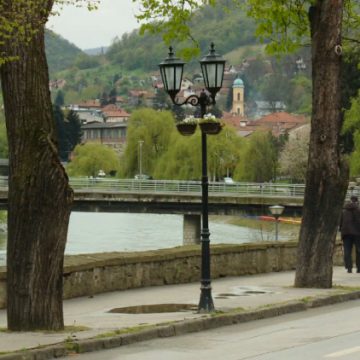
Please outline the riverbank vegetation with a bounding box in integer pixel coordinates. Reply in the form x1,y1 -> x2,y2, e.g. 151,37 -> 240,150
211,215 -> 300,242
0,211 -> 6,224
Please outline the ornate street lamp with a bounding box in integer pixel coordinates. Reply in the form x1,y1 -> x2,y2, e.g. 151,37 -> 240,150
269,205 -> 285,241
159,43 -> 225,312
159,47 -> 185,102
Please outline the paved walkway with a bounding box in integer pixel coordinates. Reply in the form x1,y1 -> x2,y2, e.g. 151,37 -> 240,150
1,266 -> 360,359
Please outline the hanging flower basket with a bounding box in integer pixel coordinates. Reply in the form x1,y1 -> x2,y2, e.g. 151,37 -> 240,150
176,116 -> 198,136
199,113 -> 223,135
199,122 -> 223,135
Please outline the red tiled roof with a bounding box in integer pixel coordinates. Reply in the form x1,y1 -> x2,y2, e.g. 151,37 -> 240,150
256,112 -> 307,125
101,104 -> 130,118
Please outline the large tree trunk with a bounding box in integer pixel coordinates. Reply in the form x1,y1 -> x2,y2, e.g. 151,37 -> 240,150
0,19 -> 73,329
294,0 -> 348,288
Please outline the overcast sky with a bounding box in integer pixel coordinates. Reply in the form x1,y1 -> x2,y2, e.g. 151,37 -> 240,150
47,0 -> 140,50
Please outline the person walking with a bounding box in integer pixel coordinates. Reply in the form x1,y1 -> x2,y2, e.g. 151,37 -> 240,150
340,195 -> 360,273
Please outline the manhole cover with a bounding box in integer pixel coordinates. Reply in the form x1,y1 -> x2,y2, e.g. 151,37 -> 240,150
108,303 -> 198,314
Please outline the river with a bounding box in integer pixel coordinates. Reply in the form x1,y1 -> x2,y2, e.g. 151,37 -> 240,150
0,212 -> 294,264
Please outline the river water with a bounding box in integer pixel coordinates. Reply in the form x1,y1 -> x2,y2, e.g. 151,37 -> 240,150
0,212 -> 292,264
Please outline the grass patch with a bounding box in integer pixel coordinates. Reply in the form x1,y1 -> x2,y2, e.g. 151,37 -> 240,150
333,285 -> 360,292
300,296 -> 314,303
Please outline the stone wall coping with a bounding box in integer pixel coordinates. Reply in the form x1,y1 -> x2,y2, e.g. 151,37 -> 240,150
0,241 -> 297,279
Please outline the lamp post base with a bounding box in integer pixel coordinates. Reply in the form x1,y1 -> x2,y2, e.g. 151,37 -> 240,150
198,285 -> 215,313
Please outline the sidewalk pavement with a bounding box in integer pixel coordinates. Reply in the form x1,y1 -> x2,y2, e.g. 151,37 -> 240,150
1,266 -> 360,359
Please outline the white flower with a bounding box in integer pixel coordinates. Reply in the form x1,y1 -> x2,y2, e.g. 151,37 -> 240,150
203,113 -> 216,121
181,116 -> 198,124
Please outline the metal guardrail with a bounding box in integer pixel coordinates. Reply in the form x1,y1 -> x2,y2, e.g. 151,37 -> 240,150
0,176 -> 306,198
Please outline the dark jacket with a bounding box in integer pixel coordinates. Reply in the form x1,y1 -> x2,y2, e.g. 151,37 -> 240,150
340,201 -> 360,236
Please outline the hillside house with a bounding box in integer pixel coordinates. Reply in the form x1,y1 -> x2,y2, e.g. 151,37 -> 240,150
102,104 -> 130,123
69,100 -> 103,124
81,122 -> 127,152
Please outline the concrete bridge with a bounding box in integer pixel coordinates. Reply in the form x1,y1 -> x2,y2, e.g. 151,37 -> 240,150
0,177 -> 305,214
0,177 -> 355,245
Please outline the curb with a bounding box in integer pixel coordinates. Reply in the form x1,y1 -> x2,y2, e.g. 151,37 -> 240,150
2,290 -> 360,359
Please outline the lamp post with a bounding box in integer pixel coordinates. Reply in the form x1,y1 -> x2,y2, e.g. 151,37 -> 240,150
159,43 -> 225,312
269,205 -> 285,241
138,140 -> 144,178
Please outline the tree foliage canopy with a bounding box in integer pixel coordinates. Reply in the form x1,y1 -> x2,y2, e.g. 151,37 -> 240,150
66,143 -> 120,177
233,131 -> 277,182
121,108 -> 175,177
279,128 -> 310,182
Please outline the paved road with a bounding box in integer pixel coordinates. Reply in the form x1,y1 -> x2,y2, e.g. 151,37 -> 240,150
63,300 -> 360,360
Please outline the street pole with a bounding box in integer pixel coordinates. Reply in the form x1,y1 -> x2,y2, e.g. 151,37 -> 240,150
159,43 -> 225,313
275,217 -> 279,241
198,93 -> 214,312
139,140 -> 144,177
269,205 -> 284,242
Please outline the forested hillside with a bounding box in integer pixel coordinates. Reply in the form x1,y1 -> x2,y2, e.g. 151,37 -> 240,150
48,0 -> 268,106
45,30 -> 84,74
106,0 -> 258,72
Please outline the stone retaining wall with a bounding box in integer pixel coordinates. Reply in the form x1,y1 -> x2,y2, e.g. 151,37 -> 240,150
0,241 -> 344,308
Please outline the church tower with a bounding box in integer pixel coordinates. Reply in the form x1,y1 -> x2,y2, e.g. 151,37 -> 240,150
231,77 -> 245,116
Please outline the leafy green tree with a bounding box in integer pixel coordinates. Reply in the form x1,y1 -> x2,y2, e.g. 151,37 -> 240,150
65,110 -> 83,153
344,92 -> 360,176
108,88 -> 117,104
121,108 -> 175,178
153,131 -> 201,180
279,129 -> 310,182
53,105 -> 69,161
66,143 -> 120,177
233,131 -> 277,182
54,90 -> 65,107
340,48 -> 360,153
153,125 -> 242,180
349,131 -> 360,177
207,126 -> 243,180
153,88 -> 172,111
134,0 -> 360,289
74,53 -> 100,70
0,0 -> 97,331
53,107 -> 82,162
100,91 -> 109,107
0,112 -> 8,158
287,75 -> 312,115
259,74 -> 291,112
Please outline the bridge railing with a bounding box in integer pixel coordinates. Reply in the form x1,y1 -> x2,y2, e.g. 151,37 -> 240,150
67,177 -> 306,197
1,175 -> 359,199
0,176 -> 307,197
